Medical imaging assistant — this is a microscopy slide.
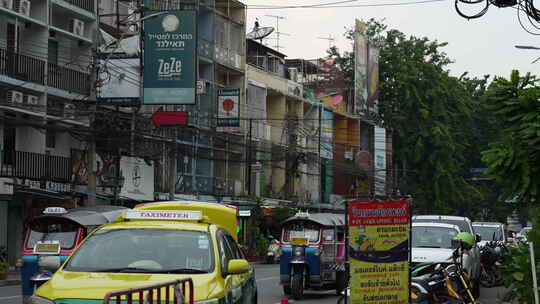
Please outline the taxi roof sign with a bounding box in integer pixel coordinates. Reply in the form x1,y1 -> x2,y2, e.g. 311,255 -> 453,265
43,207 -> 68,215
125,210 -> 202,221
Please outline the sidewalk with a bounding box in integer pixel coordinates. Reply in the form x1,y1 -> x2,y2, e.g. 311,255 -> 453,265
0,268 -> 21,287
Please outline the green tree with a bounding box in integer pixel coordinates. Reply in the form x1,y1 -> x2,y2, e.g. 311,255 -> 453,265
482,70 -> 540,205
329,20 -> 481,215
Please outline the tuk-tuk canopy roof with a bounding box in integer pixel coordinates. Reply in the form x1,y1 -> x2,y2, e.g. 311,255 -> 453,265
30,205 -> 129,227
282,212 -> 345,227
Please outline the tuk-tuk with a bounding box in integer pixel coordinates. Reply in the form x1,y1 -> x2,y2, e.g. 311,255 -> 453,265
279,211 -> 346,300
19,205 -> 128,303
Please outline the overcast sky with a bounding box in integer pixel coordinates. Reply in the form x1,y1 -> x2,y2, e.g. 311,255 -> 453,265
243,0 -> 540,78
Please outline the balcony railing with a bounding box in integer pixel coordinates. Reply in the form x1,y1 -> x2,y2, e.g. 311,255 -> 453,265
48,63 -> 91,95
1,150 -> 72,183
0,48 -> 46,85
61,0 -> 95,13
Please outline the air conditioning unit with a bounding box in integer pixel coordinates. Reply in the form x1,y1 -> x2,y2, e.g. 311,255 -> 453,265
70,19 -> 85,37
7,90 -> 24,104
18,0 -> 30,16
288,68 -> 298,82
0,0 -> 13,10
63,103 -> 76,119
26,94 -> 39,105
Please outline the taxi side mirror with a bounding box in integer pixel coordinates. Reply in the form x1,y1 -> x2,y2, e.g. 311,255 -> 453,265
227,259 -> 250,275
476,234 -> 482,243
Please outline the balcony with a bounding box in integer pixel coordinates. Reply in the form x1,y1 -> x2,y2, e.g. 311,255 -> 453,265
47,63 -> 91,95
0,48 -> 45,85
1,150 -> 72,183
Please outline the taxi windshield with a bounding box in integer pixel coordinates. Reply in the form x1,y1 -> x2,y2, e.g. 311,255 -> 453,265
473,226 -> 503,241
64,229 -> 214,273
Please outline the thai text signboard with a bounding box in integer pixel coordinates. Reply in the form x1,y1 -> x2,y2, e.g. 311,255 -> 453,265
348,200 -> 410,304
143,10 -> 196,105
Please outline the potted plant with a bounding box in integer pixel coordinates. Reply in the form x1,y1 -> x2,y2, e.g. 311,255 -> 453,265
0,261 -> 8,280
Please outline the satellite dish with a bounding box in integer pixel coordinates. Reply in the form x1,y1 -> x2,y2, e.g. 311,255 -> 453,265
247,26 -> 275,41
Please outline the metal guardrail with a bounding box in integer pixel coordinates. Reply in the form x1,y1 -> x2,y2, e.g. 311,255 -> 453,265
0,48 -> 46,85
47,63 -> 90,95
1,151 -> 72,183
62,0 -> 95,12
103,279 -> 194,304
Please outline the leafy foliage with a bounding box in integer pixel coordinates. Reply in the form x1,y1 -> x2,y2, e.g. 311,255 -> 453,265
498,212 -> 540,303
329,19 -> 481,214
482,71 -> 540,204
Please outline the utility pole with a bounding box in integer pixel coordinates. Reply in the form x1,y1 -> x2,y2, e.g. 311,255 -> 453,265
265,15 -> 288,52
86,22 -> 100,207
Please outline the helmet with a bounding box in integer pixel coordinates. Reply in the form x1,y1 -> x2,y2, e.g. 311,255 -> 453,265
452,232 -> 475,250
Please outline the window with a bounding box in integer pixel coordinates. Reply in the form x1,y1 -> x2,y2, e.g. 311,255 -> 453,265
217,230 -> 236,275
412,226 -> 459,249
48,40 -> 59,65
26,218 -> 79,250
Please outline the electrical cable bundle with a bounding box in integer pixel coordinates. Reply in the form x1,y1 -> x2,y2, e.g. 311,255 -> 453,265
455,0 -> 540,35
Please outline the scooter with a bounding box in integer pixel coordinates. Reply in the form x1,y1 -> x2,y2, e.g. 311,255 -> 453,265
266,239 -> 281,264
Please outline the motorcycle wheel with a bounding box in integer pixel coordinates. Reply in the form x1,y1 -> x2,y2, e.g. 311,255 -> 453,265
480,268 -> 495,288
291,274 -> 304,300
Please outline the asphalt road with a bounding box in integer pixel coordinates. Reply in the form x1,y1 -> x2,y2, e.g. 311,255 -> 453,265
0,264 -> 509,304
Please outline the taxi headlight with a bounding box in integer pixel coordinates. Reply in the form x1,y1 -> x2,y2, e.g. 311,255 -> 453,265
194,299 -> 220,304
29,295 -> 54,304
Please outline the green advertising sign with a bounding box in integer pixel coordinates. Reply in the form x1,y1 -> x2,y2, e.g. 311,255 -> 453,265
143,10 -> 196,105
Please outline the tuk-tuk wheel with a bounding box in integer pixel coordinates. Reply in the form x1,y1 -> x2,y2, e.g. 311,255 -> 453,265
336,271 -> 346,295
291,274 -> 304,300
283,285 -> 291,295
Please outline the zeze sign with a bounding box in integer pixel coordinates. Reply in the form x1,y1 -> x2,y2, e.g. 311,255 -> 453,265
143,10 -> 196,105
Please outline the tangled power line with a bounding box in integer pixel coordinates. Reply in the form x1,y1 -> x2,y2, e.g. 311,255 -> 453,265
455,0 -> 540,35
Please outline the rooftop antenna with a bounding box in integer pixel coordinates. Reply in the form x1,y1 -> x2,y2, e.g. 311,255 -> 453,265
265,15 -> 289,52
318,34 -> 335,49
246,18 -> 275,45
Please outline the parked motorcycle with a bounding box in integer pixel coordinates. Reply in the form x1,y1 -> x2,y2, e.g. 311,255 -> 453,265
411,243 -> 479,304
266,239 -> 281,264
479,241 -> 505,288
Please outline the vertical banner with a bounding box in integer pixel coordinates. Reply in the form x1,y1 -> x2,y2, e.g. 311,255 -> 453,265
348,200 -> 410,304
143,10 -> 196,104
217,88 -> 241,131
367,46 -> 380,114
374,126 -> 386,196
354,19 -> 368,115
320,109 -> 334,159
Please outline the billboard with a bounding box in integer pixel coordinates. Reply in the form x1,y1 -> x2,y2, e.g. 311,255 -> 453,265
120,157 -> 154,201
98,58 -> 140,106
143,10 -> 196,105
348,200 -> 410,304
354,19 -> 368,115
321,109 -> 333,159
374,126 -> 386,196
217,88 -> 241,132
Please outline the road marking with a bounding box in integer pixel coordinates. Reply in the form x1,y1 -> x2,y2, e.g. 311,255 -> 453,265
0,295 -> 21,300
256,276 -> 279,282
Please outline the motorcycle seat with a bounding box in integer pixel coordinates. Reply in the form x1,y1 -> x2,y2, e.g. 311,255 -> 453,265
412,273 -> 444,290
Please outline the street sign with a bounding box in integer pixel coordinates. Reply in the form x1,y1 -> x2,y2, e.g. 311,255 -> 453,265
150,108 -> 188,126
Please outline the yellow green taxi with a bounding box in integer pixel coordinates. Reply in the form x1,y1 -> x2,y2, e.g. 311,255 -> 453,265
29,201 -> 257,304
